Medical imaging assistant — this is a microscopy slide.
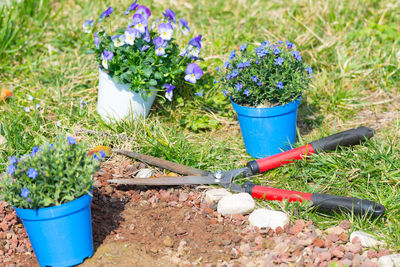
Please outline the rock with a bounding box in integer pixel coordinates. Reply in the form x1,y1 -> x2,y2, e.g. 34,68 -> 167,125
378,254 -> 400,267
136,168 -> 154,178
104,185 -> 113,195
93,180 -> 102,188
339,220 -> 351,230
217,193 -> 255,216
326,226 -> 345,236
163,236 -> 173,247
248,209 -> 289,231
205,188 -> 232,203
350,231 -> 384,248
179,192 -> 189,202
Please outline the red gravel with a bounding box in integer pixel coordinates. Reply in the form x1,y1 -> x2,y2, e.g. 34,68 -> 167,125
0,161 -> 389,266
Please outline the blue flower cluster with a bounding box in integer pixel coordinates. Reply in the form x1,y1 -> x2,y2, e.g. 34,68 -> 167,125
6,137 -> 107,204
215,40 -> 313,104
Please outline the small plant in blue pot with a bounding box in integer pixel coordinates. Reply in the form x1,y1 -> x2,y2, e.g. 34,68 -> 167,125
0,136 -> 105,266
216,41 -> 313,158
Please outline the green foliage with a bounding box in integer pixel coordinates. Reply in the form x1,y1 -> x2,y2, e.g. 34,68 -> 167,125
216,42 -> 312,106
0,137 -> 100,209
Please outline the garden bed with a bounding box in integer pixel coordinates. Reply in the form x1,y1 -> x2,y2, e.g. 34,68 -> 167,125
0,159 -> 389,266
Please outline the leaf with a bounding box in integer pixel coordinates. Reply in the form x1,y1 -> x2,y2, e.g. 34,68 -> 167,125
148,79 -> 157,86
143,67 -> 152,78
154,72 -> 162,80
84,49 -> 95,55
0,88 -> 12,101
88,145 -> 112,157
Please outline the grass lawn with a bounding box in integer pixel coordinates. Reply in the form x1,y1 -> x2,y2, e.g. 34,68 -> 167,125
1,0 -> 399,252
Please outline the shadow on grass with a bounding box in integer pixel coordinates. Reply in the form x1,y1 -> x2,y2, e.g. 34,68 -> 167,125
91,187 -> 126,251
297,96 -> 324,136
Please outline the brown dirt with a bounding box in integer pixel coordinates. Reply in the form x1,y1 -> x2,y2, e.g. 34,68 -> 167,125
0,159 -> 389,267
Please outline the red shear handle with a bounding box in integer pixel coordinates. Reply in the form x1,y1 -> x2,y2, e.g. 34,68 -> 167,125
242,182 -> 385,217
247,144 -> 315,174
246,126 -> 374,175
251,185 -> 312,202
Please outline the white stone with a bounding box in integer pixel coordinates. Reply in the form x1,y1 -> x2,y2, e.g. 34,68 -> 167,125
217,193 -> 255,216
378,254 -> 400,267
248,209 -> 289,230
350,231 -> 384,247
135,168 -> 154,178
204,188 -> 232,203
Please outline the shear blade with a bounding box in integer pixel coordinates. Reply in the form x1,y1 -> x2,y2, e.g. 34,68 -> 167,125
108,175 -> 218,186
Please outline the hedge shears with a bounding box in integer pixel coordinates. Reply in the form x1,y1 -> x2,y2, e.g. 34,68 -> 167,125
108,126 -> 385,217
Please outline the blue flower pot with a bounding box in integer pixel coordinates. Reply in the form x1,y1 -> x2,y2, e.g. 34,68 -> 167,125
231,97 -> 301,158
14,194 -> 93,267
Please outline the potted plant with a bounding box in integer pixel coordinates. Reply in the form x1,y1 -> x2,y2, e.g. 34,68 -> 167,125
0,137 -> 105,266
216,41 -> 313,158
84,2 -> 204,122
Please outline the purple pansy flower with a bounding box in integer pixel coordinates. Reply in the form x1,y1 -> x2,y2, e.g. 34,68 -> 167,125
164,84 -> 175,101
67,136 -> 77,145
143,27 -> 150,42
20,188 -> 29,198
93,32 -> 100,48
153,36 -> 168,56
276,82 -> 284,89
83,20 -> 94,33
136,5 -> 151,19
99,150 -> 106,158
141,45 -> 150,52
102,49 -> 114,69
188,35 -> 202,48
163,8 -> 176,23
244,89 -> 250,96
124,28 -> 138,45
111,34 -> 124,47
286,41 -> 293,49
231,69 -> 239,78
185,63 -> 203,84
278,40 -> 283,45
27,198 -> 31,203
240,44 -> 247,51
179,48 -> 188,57
275,57 -> 284,66
27,168 -> 38,179
158,23 -> 173,40
93,154 -> 100,161
257,82 -> 262,86
179,18 -> 190,35
222,90 -> 229,97
215,66 -> 220,71
255,59 -> 259,64
99,7 -> 113,21
251,76 -> 258,82
7,165 -> 16,175
131,13 -> 147,33
123,1 -> 138,15
273,48 -> 281,55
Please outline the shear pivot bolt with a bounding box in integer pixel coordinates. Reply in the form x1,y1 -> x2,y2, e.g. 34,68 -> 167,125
213,170 -> 223,181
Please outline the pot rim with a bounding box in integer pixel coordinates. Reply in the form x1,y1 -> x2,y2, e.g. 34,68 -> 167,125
230,96 -> 301,117
14,193 -> 92,220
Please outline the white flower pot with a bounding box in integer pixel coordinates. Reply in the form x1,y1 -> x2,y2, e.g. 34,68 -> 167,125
97,69 -> 156,122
